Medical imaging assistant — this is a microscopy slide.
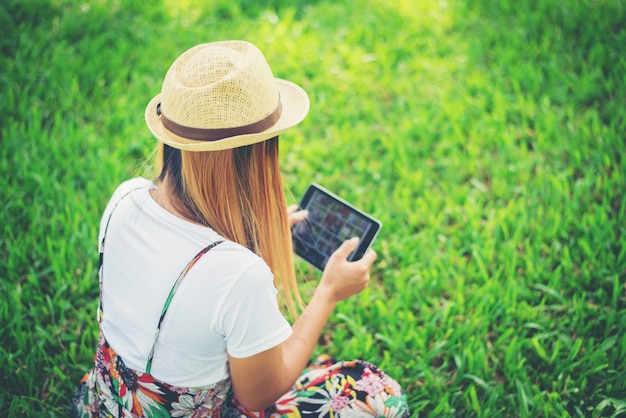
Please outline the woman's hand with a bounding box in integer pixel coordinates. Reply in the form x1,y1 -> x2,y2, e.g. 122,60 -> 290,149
287,204 -> 308,227
317,237 -> 377,303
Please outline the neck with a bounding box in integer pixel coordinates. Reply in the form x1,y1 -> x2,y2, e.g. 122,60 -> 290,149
151,176 -> 200,224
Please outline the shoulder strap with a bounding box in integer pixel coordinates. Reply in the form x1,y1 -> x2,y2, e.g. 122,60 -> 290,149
145,240 -> 224,374
97,187 -> 144,323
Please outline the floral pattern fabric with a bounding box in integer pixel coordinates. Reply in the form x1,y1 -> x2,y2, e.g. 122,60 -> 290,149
72,333 -> 232,417
230,354 -> 411,418
73,342 -> 410,418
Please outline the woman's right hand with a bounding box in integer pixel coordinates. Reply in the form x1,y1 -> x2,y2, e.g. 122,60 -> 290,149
317,237 -> 377,303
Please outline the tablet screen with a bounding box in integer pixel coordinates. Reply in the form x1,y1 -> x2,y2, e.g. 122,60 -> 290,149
292,184 -> 381,271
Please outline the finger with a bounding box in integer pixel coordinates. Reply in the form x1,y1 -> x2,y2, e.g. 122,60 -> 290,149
287,204 -> 299,215
358,248 -> 377,267
334,237 -> 360,259
289,210 -> 308,227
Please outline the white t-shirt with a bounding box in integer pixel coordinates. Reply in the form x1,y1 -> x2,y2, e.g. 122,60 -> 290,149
98,177 -> 292,386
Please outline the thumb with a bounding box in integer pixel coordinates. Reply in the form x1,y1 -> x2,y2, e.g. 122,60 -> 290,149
334,237 -> 360,259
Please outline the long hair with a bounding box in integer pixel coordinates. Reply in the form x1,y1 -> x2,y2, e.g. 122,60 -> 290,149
155,137 -> 303,317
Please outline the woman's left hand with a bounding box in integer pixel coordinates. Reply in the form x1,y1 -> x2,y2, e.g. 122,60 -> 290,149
287,204 -> 308,227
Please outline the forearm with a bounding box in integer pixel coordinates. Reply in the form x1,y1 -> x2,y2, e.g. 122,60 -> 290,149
281,287 -> 336,384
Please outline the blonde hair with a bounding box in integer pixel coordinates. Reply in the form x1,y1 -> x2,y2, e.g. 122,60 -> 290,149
156,137 -> 303,317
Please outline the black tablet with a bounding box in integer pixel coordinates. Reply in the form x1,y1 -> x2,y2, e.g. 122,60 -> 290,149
292,184 -> 382,271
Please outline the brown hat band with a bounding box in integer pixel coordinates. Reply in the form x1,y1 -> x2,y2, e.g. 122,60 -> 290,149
157,101 -> 283,142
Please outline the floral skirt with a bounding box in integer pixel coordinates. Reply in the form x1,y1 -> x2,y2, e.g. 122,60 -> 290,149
72,334 -> 410,417
232,355 -> 411,418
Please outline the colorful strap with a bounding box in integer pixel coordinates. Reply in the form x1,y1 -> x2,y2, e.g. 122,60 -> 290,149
145,239 -> 223,374
98,187 -> 144,323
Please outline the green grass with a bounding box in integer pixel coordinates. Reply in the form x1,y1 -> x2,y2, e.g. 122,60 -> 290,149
1,0 -> 625,416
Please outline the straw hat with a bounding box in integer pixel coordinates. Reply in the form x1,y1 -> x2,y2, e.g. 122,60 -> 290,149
145,41 -> 309,151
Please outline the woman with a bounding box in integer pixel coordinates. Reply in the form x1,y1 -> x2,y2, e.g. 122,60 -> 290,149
73,40 -> 409,417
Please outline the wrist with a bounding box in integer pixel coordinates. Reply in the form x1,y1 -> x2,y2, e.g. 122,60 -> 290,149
312,284 -> 339,310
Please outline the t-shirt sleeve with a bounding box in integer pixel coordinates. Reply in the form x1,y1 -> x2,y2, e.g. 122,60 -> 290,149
219,259 -> 292,358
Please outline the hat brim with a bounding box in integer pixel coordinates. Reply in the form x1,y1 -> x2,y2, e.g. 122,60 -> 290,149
145,78 -> 310,151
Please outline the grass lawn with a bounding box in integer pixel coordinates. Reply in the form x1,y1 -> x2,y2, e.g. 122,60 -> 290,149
1,0 -> 625,416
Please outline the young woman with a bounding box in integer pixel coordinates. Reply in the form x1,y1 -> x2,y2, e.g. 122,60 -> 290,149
72,40 -> 409,417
